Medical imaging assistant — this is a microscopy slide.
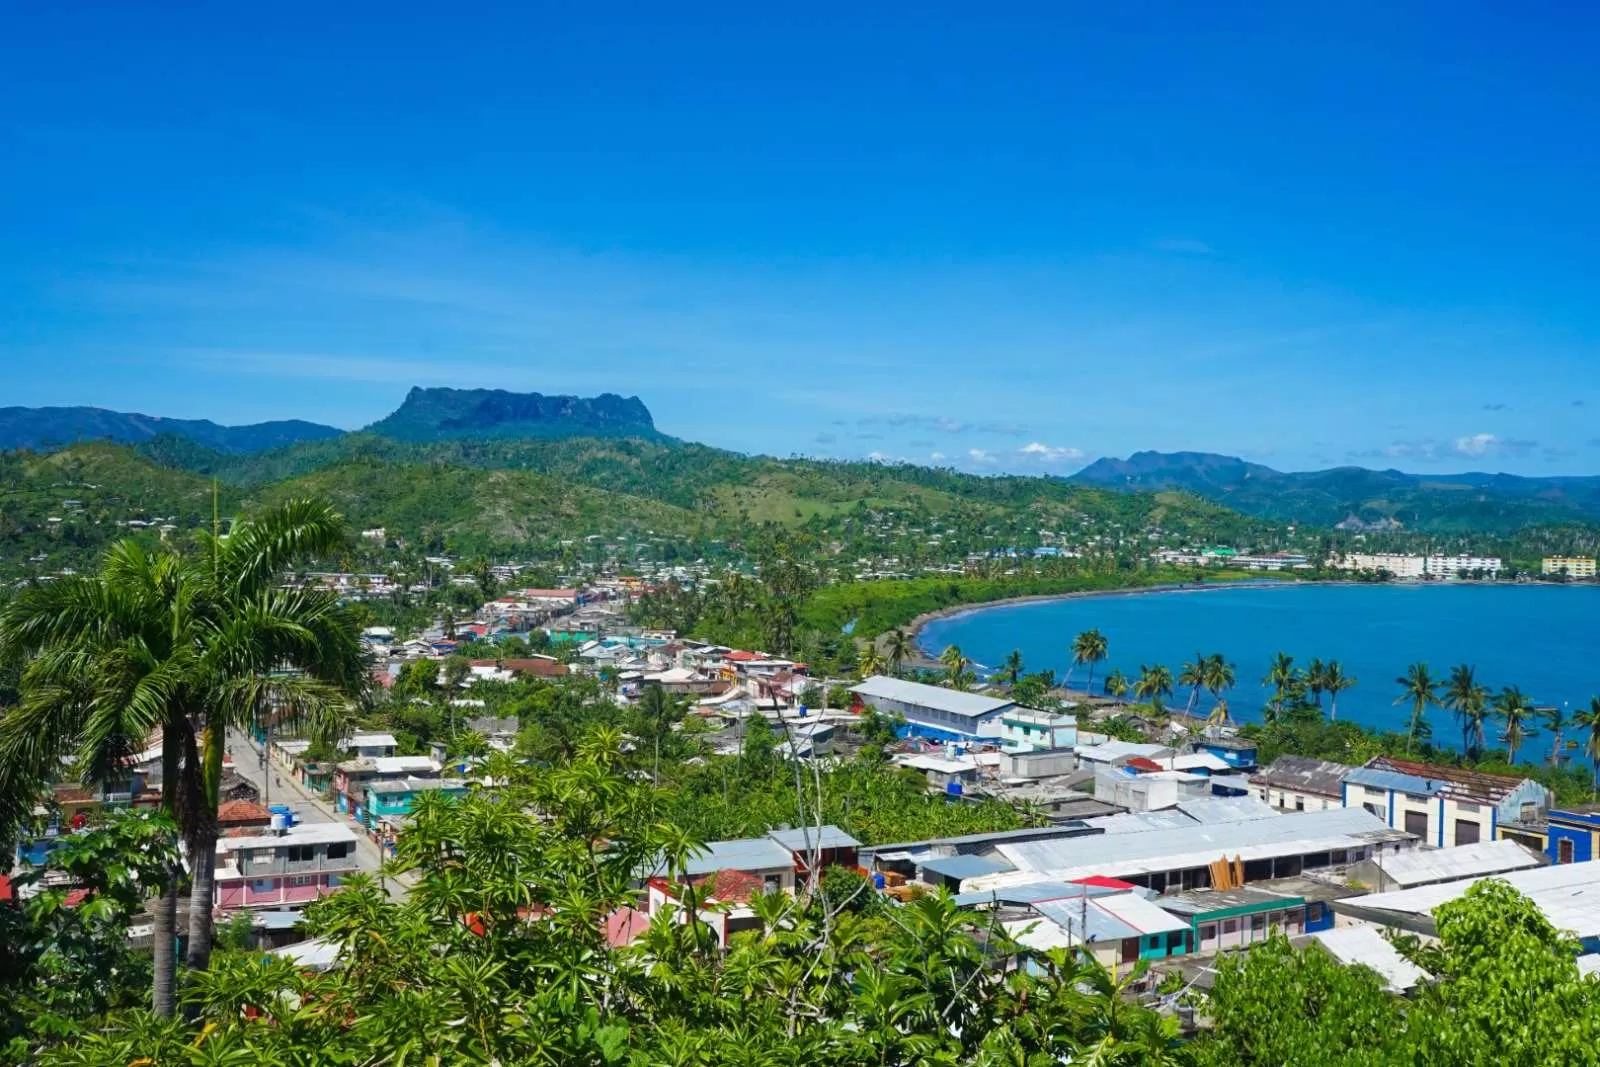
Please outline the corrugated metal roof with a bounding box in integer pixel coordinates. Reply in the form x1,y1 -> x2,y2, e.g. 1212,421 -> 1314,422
1160,886 -> 1304,916
1077,741 -> 1173,763
1176,796 -> 1280,825
1344,765 -> 1445,797
680,837 -> 795,877
1036,897 -> 1139,942
1348,859 -> 1600,939
1003,916 -> 1076,951
1095,892 -> 1192,935
1084,811 -> 1197,835
1366,839 -> 1545,887
953,880 -> 1086,907
849,676 -> 1014,718
1250,755 -> 1353,798
766,826 -> 860,852
1311,925 -> 1428,992
921,854 -> 1013,880
968,807 -> 1406,891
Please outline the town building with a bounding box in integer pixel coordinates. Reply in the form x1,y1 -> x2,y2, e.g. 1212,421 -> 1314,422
848,676 -> 1015,741
214,823 -> 361,912
1250,755 -> 1353,813
1346,837 -> 1545,892
1341,756 -> 1551,848
1002,884 -> 1194,971
1093,763 -> 1211,812
1497,806 -> 1600,865
361,777 -> 471,828
1160,886 -> 1324,952
333,756 -> 441,822
1543,556 -> 1597,579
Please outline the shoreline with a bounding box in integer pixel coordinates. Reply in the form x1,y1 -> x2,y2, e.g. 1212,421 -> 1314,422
905,578 -> 1322,654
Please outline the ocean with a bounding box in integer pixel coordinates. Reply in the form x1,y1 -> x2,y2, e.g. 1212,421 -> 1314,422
917,582 -> 1600,747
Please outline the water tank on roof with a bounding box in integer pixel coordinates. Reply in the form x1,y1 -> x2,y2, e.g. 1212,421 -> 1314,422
269,811 -> 290,833
946,781 -> 963,797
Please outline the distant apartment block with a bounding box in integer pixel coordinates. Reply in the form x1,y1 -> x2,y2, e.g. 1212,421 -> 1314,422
1542,556 -> 1597,579
1333,552 -> 1502,579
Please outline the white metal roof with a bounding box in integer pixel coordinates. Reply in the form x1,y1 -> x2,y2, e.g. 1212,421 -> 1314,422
1170,752 -> 1233,773
219,822 -> 358,853
1075,741 -> 1173,763
1003,916 -> 1076,952
1096,891 -> 1191,935
1311,925 -> 1428,992
1366,839 -> 1545,888
1176,796 -> 1280,825
968,807 -> 1401,892
849,676 -> 1014,719
896,754 -> 978,774
349,731 -> 398,747
1346,859 -> 1600,940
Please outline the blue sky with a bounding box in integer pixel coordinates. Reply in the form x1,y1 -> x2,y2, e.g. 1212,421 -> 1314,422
4,3 -> 1599,474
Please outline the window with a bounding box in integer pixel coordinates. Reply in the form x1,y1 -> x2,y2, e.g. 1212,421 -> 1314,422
326,841 -> 352,860
290,875 -> 315,887
1221,919 -> 1239,935
1404,811 -> 1429,839
250,878 -> 276,894
285,844 -> 314,863
326,874 -> 342,888
1199,923 -> 1217,943
1521,801 -> 1539,822
1363,803 -> 1384,819
1294,796 -> 1305,812
1457,801 -> 1480,814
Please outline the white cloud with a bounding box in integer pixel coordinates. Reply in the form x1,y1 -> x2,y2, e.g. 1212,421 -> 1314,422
929,451 -> 946,461
968,448 -> 998,465
933,417 -> 968,433
1018,441 -> 1086,464
1453,433 -> 1498,457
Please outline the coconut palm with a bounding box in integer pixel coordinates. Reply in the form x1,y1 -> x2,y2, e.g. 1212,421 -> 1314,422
1203,653 -> 1237,705
1321,660 -> 1355,722
940,646 -> 972,690
1442,664 -> 1483,753
1179,654 -> 1208,716
1001,648 -> 1025,688
1103,669 -> 1130,700
1305,658 -> 1327,709
1574,697 -> 1600,797
1070,628 -> 1109,697
1262,653 -> 1297,723
1206,697 -> 1232,727
1133,664 -> 1174,714
1394,663 -> 1440,755
857,646 -> 885,680
1543,704 -> 1569,767
883,629 -> 911,676
0,500 -> 366,1007
1494,685 -> 1534,765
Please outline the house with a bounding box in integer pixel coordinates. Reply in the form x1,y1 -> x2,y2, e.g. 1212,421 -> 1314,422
645,868 -> 770,948
1250,755 -> 1353,813
1093,764 -> 1210,813
1341,756 -> 1552,848
464,716 -> 519,751
895,753 -> 980,793
1192,735 -> 1258,772
1346,837 -> 1545,892
216,799 -> 272,831
361,777 -> 471,827
347,732 -> 398,759
1160,886 -> 1316,953
469,657 -> 569,680
1074,741 -> 1176,770
214,823 -> 360,912
333,756 -> 441,821
646,825 -> 861,894
1000,709 -> 1077,753
1497,806 -> 1600,866
1004,886 -> 1194,971
849,676 -> 1015,742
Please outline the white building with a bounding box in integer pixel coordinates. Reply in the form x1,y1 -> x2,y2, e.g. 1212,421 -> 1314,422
1333,552 -> 1502,580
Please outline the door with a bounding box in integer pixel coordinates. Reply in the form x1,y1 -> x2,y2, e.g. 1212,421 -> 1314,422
1454,819 -> 1480,846
1559,838 -> 1576,864
1404,810 -> 1429,839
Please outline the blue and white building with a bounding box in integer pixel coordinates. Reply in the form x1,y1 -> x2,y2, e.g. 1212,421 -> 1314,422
1341,756 -> 1551,849
849,676 -> 1014,742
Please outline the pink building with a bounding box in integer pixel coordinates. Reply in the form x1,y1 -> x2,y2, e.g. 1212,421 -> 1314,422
214,823 -> 361,913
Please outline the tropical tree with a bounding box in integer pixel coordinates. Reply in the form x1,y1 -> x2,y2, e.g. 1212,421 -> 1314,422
940,645 -> 973,690
1203,653 -> 1236,704
1179,653 -> 1208,716
1069,628 -> 1108,696
0,500 -> 367,1006
1001,648 -> 1025,688
1133,664 -> 1174,715
1574,697 -> 1600,797
856,645 -> 885,680
1544,704 -> 1569,766
1394,662 -> 1440,754
1320,660 -> 1355,722
1103,669 -> 1130,700
1494,685 -> 1534,765
1262,653 -> 1298,725
883,628 -> 912,676
1443,664 -> 1488,754
1304,657 -> 1327,709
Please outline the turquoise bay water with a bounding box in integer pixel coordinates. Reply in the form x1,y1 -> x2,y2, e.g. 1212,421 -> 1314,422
918,583 -> 1600,747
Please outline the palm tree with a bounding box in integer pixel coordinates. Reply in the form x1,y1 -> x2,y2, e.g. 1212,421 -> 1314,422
1179,654 -> 1208,717
1574,697 -> 1600,797
883,629 -> 911,677
1543,704 -> 1569,767
1494,685 -> 1534,765
1321,660 -> 1355,722
857,646 -> 885,680
1070,629 -> 1108,697
0,500 -> 366,1005
1206,697 -> 1232,728
1203,653 -> 1236,706
940,645 -> 972,690
1305,658 -> 1327,709
1001,648 -> 1025,688
1103,669 -> 1130,700
1394,663 -> 1439,754
1133,664 -> 1174,714
1263,652 -> 1297,723
1442,664 -> 1481,753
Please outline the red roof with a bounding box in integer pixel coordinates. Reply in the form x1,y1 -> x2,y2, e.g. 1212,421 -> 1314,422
1124,757 -> 1166,772
692,868 -> 766,904
470,658 -> 568,678
725,650 -> 761,662
604,905 -> 651,948
1072,875 -> 1137,890
0,875 -> 13,905
217,799 -> 272,826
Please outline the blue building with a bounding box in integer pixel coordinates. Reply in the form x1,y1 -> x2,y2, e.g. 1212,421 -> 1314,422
1193,735 -> 1258,772
849,676 -> 1015,743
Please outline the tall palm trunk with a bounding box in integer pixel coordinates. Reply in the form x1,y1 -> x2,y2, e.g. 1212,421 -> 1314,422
186,716 -> 224,971
153,731 -> 181,1018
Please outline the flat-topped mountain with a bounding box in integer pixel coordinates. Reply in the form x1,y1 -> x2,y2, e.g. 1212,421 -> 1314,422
363,387 -> 659,443
0,405 -> 343,455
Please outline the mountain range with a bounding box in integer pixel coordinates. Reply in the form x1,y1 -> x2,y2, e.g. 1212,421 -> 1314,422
1070,451 -> 1600,531
0,406 -> 345,455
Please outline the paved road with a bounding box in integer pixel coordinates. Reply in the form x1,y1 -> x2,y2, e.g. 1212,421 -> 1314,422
227,729 -> 413,900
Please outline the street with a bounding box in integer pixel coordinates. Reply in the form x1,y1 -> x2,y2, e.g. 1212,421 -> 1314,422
226,728 -> 413,900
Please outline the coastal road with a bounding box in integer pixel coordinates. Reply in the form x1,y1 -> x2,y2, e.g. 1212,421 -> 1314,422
226,728 -> 413,901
